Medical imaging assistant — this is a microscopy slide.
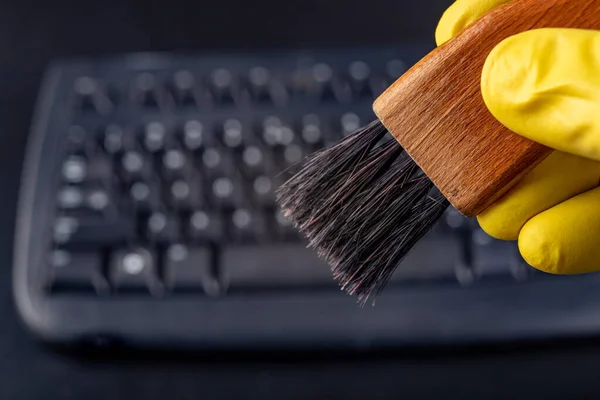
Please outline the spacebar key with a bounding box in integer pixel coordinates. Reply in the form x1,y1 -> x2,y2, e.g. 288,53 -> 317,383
222,244 -> 335,291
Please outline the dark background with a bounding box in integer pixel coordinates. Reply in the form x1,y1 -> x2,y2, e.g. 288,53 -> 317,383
2,0 -> 600,398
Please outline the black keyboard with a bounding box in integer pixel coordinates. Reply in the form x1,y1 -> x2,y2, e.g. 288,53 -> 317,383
15,45 -> 600,350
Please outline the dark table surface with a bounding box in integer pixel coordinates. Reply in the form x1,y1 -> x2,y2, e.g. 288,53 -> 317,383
2,0 -> 600,398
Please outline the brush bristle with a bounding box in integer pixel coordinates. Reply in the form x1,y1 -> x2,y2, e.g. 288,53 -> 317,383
276,120 -> 450,305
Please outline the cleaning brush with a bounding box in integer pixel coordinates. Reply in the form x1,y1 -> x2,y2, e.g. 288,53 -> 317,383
277,0 -> 600,304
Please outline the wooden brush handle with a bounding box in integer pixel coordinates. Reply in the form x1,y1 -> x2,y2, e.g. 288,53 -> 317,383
373,0 -> 600,217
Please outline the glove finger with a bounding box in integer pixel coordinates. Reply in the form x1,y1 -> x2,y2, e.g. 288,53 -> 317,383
482,28 -> 600,162
519,185 -> 600,275
435,0 -> 511,46
477,151 -> 600,241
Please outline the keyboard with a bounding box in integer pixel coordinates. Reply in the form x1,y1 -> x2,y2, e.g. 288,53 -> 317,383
14,45 -> 600,350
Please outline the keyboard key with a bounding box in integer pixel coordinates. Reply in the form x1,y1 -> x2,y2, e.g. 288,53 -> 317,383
246,66 -> 272,103
110,248 -> 162,294
251,175 -> 276,207
219,118 -> 245,150
200,147 -> 235,177
101,124 -> 125,155
227,208 -> 269,242
281,143 -> 305,170
144,211 -> 181,242
66,125 -> 89,155
209,176 -> 244,208
347,61 -> 372,97
222,244 -> 333,291
172,70 -> 197,107
162,148 -> 189,179
311,63 -> 337,101
72,77 -> 114,114
119,151 -> 152,182
239,145 -> 270,176
141,122 -> 167,153
86,188 -> 112,212
47,249 -> 108,293
86,156 -> 113,183
129,180 -> 162,211
209,68 -> 235,105
386,59 -> 407,80
339,112 -> 361,136
62,155 -> 88,183
131,73 -> 163,109
57,185 -> 115,215
53,215 -> 135,247
166,178 -> 204,209
273,208 -> 298,240
300,114 -> 324,148
187,210 -> 223,242
388,236 -> 459,283
57,186 -> 84,209
164,244 -> 218,294
181,120 -> 206,151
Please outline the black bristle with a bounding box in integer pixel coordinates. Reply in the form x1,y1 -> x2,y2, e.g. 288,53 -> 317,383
277,120 -> 388,228
276,120 -> 450,304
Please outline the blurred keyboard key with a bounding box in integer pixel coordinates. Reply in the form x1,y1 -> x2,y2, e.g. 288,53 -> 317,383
166,178 -> 204,209
222,244 -> 333,291
165,244 -> 218,294
340,112 -> 361,136
221,118 -> 245,150
227,208 -> 269,242
53,215 -> 135,247
66,125 -> 89,155
48,249 -> 108,293
181,120 -> 206,151
142,122 -> 167,153
209,176 -> 244,208
300,114 -> 324,148
347,61 -> 372,97
209,68 -> 235,105
251,175 -> 276,207
144,211 -> 181,242
119,151 -> 152,182
273,208 -> 298,240
57,186 -> 84,210
72,76 -> 114,114
129,180 -> 162,211
386,59 -> 407,80
240,145 -> 269,176
101,124 -> 125,155
388,237 -> 459,283
172,70 -> 197,107
200,147 -> 235,177
187,210 -> 223,242
246,66 -> 272,103
131,73 -> 163,109
110,248 -> 162,294
62,155 -> 88,184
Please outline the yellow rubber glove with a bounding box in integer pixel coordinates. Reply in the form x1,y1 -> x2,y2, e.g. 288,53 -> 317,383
436,0 -> 600,275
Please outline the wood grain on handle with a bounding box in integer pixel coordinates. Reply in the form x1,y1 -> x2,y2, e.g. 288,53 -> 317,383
373,0 -> 600,217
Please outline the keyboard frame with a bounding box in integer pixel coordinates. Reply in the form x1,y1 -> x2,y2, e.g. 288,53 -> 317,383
14,47 -> 600,350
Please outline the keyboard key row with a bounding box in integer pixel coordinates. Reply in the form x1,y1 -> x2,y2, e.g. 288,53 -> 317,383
47,246 -> 216,295
68,114 -> 364,156
52,207 -> 298,247
70,60 -> 407,113
46,235 -> 531,297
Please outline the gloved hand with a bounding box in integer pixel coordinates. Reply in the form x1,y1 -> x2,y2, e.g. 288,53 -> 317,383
436,0 -> 600,275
